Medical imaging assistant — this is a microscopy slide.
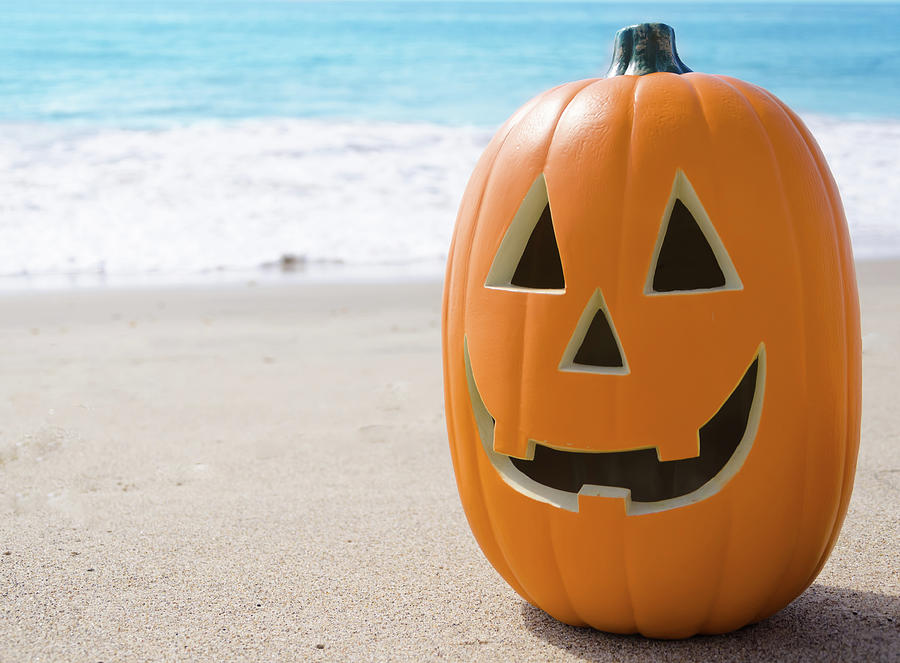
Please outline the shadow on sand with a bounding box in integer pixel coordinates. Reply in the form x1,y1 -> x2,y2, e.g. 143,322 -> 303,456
520,583 -> 899,663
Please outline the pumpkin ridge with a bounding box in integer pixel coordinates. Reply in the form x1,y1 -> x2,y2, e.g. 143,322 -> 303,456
677,73 -> 716,154
739,81 -> 856,618
761,96 -> 846,594
683,79 -> 735,635
687,75 -> 800,624
470,79 -> 601,608
772,96 -> 860,588
546,78 -> 603,151
720,76 -> 819,621
616,73 -> 640,451
521,79 -> 603,625
547,509 -> 590,627
445,89 -> 546,602
619,73 -> 640,632
685,73 -> 748,634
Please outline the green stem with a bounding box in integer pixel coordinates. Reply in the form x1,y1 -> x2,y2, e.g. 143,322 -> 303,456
605,23 -> 691,77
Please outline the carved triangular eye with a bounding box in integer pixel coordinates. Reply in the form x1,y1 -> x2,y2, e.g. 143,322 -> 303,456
511,203 -> 564,289
485,174 -> 565,293
645,171 -> 741,295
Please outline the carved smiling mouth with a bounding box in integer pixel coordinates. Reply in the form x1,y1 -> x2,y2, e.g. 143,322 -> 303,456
463,340 -> 766,515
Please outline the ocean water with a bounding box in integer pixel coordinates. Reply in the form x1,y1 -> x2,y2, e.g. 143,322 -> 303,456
1,1 -> 898,282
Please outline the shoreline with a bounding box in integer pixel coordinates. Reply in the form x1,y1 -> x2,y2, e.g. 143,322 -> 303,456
0,254 -> 895,294
0,261 -> 446,293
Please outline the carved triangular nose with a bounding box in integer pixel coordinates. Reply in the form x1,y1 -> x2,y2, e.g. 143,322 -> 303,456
574,307 -> 623,368
559,290 -> 629,374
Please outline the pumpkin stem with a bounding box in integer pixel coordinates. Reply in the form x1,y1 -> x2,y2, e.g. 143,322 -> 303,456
605,23 -> 691,77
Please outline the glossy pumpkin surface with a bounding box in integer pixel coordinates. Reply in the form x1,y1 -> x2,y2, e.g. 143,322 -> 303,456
441,26 -> 861,638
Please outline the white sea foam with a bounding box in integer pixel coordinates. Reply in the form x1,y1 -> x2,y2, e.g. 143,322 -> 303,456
800,115 -> 900,260
0,115 -> 897,283
0,120 -> 491,280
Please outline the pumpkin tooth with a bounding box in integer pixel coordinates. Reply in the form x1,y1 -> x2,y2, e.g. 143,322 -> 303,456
655,431 -> 702,462
491,420 -> 533,460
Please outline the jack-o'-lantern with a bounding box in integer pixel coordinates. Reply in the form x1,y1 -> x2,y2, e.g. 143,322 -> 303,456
441,23 -> 861,638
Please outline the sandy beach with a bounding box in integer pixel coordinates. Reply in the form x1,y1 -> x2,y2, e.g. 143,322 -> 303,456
0,261 -> 897,662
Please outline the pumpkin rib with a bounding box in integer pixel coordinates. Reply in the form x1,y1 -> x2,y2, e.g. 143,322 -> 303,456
535,79 -> 609,627
619,73 -> 639,444
470,79 -> 603,616
732,76 -> 854,621
678,72 -> 741,635
539,74 -> 643,632
547,513 -> 591,627
444,89 -> 551,603
691,73 -> 768,633
712,75 -> 814,624
677,73 -> 733,636
770,96 -> 861,587
607,74 -> 642,634
547,78 -> 602,149
760,96 -> 849,591
554,76 -> 641,633
686,73 -> 782,633
736,81 -> 853,618
614,73 -> 642,634
467,124 -> 542,605
738,83 -> 814,625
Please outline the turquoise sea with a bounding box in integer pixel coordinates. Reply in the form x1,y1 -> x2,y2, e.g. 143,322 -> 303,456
0,1 -> 898,281
3,1 -> 899,125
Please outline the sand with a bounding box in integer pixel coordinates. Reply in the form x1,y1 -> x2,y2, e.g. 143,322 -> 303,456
0,263 -> 897,662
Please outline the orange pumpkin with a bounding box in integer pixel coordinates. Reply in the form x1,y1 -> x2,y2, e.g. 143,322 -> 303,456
441,23 -> 861,638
